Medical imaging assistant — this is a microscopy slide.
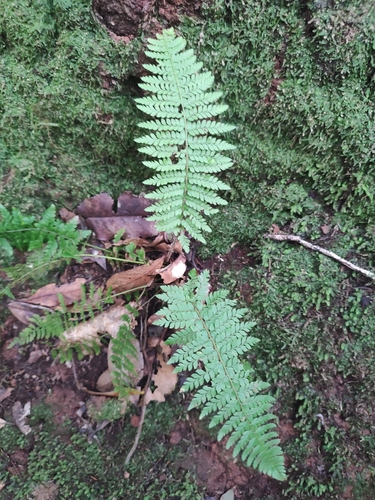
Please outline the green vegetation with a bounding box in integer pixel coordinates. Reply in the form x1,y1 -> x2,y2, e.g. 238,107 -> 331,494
2,0 -> 375,497
0,0 -> 144,214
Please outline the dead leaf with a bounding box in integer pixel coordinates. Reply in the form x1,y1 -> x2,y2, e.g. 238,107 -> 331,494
59,207 -> 77,222
86,216 -> 157,241
76,193 -> 114,218
75,192 -> 157,241
82,248 -> 107,270
144,342 -> 178,404
220,489 -> 235,500
157,254 -> 187,284
0,387 -> 13,403
0,418 -> 10,429
169,431 -> 182,445
12,401 -> 31,435
8,301 -> 52,325
30,481 -> 59,500
117,191 -> 154,216
96,369 -> 114,392
24,278 -> 87,308
321,224 -> 331,235
28,349 -> 48,364
60,304 -> 135,347
105,256 -> 164,294
130,414 -> 141,427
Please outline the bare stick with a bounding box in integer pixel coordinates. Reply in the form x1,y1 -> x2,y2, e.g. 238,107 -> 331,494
264,233 -> 375,280
124,302 -> 152,466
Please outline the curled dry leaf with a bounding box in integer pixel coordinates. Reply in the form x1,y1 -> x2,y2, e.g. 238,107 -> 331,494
157,254 -> 187,284
144,342 -> 178,404
12,401 -> 31,435
105,256 -> 164,294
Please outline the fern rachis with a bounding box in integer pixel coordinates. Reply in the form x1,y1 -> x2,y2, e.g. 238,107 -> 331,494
135,28 -> 235,251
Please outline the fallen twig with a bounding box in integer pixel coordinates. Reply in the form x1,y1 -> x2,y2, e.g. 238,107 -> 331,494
124,302 -> 152,467
264,233 -> 375,280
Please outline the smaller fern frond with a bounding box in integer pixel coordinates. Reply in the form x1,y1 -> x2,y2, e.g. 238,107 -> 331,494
135,28 -> 235,251
155,270 -> 286,481
110,305 -> 140,399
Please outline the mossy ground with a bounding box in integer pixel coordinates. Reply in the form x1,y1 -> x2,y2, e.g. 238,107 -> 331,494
1,0 -> 375,498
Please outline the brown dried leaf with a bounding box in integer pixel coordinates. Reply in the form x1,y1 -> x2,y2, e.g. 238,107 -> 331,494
59,207 -> 77,222
144,342 -> 178,404
157,254 -> 187,284
321,224 -> 331,235
24,278 -> 87,308
86,216 -> 157,241
0,418 -> 9,430
76,193 -> 114,218
117,191 -> 154,216
12,401 -> 31,435
8,302 -> 50,325
105,257 -> 164,294
0,388 -> 13,404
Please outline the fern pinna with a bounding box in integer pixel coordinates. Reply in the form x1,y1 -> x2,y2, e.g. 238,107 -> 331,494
135,28 -> 235,251
155,270 -> 286,481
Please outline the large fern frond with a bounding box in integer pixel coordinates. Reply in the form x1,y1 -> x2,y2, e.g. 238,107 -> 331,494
135,28 -> 235,251
155,270 -> 286,481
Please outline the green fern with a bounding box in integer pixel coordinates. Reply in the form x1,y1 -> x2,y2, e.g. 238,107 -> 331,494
110,303 -> 140,399
155,270 -> 286,481
0,204 -> 91,294
135,28 -> 235,251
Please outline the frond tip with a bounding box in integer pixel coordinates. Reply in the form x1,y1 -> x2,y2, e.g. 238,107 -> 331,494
155,270 -> 286,481
135,28 -> 235,251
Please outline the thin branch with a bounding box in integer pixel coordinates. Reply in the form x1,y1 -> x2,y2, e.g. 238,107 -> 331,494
124,301 -> 152,466
264,233 -> 375,280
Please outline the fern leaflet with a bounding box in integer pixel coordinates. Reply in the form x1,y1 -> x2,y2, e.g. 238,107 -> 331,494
155,270 -> 286,481
135,28 -> 235,251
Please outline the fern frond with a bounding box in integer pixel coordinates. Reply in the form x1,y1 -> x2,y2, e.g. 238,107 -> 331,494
110,304 -> 140,399
155,270 -> 286,481
135,28 -> 235,251
0,205 -> 90,294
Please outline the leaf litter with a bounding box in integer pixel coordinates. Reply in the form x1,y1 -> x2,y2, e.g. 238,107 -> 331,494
3,190 -> 189,475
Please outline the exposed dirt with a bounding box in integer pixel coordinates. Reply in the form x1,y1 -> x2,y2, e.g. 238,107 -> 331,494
92,0 -> 204,76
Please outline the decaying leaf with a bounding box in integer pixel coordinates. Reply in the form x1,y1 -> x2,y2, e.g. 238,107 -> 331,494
144,342 -> 178,404
157,254 -> 187,284
30,481 -> 59,500
24,278 -> 87,308
76,192 -> 157,241
105,256 -> 164,294
12,401 -> 31,435
8,301 -> 52,325
85,216 -> 158,241
0,418 -> 10,430
60,304 -> 132,347
0,387 -> 13,404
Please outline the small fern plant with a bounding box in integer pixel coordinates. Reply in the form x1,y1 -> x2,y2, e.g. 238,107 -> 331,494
135,27 -> 235,251
156,270 -> 286,481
